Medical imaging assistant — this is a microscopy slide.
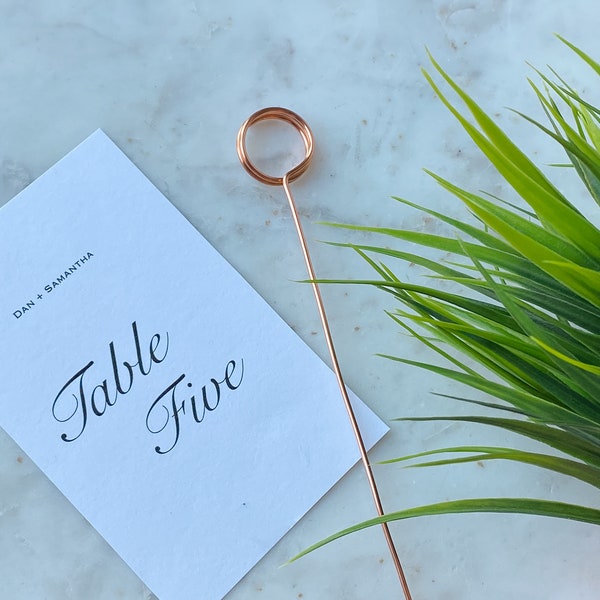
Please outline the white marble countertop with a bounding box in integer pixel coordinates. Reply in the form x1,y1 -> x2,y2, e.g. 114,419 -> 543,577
1,1 -> 599,599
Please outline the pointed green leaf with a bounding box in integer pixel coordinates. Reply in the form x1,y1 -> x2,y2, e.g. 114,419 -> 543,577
288,498 -> 600,562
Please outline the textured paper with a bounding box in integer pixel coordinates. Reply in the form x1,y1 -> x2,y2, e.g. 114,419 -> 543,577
0,130 -> 388,600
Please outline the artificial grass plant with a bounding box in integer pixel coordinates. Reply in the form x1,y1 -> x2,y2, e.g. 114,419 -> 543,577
292,37 -> 600,561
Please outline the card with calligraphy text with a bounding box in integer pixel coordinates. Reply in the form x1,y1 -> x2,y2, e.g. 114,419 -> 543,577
0,130 -> 388,600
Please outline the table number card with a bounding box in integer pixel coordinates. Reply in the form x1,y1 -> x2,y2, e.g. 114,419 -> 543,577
0,130 -> 388,600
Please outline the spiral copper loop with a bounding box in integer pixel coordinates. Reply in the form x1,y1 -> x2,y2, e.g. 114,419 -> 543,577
237,107 -> 413,600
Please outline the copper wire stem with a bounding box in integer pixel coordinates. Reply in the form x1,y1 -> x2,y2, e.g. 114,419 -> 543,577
282,175 -> 413,600
237,107 -> 413,600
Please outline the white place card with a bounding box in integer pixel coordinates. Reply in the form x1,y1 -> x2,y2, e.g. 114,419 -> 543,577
0,130 -> 387,600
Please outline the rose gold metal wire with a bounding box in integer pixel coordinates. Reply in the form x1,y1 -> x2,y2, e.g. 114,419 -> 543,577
236,106 -> 413,600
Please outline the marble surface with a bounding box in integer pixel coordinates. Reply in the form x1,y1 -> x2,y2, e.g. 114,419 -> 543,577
1,1 -> 600,599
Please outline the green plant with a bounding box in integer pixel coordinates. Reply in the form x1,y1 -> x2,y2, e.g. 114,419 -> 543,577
292,37 -> 600,561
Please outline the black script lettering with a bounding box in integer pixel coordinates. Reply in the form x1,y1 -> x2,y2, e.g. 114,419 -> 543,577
224,359 -> 244,389
146,374 -> 186,455
53,322 -> 169,442
91,379 -> 117,416
52,361 -> 95,442
109,339 -> 135,395
135,321 -> 169,376
110,322 -> 169,394
190,359 -> 245,423
147,359 -> 245,455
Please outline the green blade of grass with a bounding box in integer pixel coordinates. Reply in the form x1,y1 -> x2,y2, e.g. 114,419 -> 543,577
395,415 -> 600,466
380,445 -> 600,488
288,498 -> 600,563
427,170 -> 599,268
425,59 -> 600,256
382,355 -> 598,427
558,35 -> 600,76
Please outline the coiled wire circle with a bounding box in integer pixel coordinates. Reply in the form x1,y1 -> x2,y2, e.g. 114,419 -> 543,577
236,106 -> 314,186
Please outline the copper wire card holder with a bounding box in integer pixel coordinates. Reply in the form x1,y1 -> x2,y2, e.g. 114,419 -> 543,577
236,107 -> 413,600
